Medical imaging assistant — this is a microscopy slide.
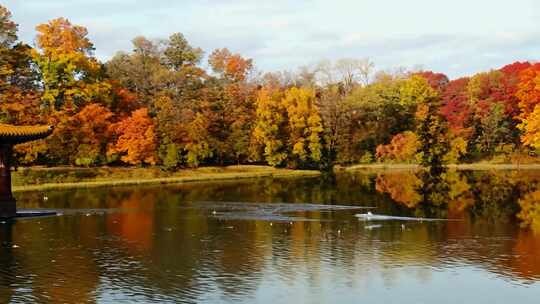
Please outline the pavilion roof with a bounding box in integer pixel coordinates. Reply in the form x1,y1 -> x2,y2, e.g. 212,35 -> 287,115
0,124 -> 54,144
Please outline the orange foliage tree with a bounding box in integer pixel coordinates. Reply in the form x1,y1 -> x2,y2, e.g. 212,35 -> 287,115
108,108 -> 158,165
208,48 -> 253,82
375,131 -> 419,163
516,64 -> 540,149
44,104 -> 113,165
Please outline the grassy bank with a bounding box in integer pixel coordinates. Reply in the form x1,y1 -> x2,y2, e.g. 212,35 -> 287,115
341,163 -> 540,171
11,166 -> 320,192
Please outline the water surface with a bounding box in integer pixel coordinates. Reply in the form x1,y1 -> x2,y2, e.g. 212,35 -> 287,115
1,170 -> 540,303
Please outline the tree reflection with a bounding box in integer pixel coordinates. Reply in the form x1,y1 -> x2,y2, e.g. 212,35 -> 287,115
106,190 -> 156,252
375,171 -> 422,208
517,190 -> 540,233
5,171 -> 540,302
373,170 -> 530,223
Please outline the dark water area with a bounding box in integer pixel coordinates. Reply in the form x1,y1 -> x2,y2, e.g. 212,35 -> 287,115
1,169 -> 540,303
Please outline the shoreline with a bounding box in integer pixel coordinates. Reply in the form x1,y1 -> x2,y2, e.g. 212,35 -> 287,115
12,166 -> 321,193
11,162 -> 540,192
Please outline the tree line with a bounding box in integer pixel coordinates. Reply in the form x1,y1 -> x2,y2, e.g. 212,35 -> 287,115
1,5 -> 540,169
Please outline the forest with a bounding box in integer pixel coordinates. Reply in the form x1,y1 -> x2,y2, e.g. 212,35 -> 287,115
1,5 -> 540,170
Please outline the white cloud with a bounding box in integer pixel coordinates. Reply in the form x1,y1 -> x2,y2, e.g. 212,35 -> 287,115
3,0 -> 539,78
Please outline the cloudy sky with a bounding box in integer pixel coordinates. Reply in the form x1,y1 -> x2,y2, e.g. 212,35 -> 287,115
4,0 -> 540,78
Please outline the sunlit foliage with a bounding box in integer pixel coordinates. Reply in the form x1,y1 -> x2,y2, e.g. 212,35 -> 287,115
0,3 -> 539,169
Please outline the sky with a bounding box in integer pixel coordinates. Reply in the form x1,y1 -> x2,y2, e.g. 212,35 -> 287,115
3,0 -> 540,79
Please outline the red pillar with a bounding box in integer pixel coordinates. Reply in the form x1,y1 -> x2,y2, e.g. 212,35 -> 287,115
0,144 -> 15,218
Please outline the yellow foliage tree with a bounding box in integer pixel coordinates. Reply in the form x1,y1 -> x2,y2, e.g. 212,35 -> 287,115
252,88 -> 287,166
282,87 -> 323,163
185,112 -> 213,167
32,18 -> 110,113
443,136 -> 468,164
400,75 -> 438,108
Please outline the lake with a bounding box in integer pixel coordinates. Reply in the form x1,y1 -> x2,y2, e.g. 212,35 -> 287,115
1,169 -> 540,303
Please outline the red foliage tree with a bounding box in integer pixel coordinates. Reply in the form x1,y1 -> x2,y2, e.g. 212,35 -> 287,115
415,71 -> 449,92
499,61 -> 532,117
440,77 -> 471,136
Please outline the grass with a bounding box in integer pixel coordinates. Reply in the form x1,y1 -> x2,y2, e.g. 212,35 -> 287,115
11,165 -> 321,192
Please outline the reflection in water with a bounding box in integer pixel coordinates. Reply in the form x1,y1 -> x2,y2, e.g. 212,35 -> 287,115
0,171 -> 539,303
518,190 -> 540,233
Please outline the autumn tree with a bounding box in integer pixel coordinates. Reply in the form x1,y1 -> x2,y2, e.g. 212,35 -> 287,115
33,18 -> 110,113
1,2 -> 539,169
108,108 -> 158,165
344,72 -> 413,161
253,88 -> 287,166
163,33 -> 203,70
415,71 -> 449,93
184,112 -> 213,167
106,33 -> 206,109
443,136 -> 468,164
499,61 -> 532,116
404,75 -> 449,173
0,5 -> 48,163
0,6 -> 42,124
47,103 -> 113,165
282,87 -> 324,166
106,33 -> 209,167
0,5 -> 17,48
318,85 -> 354,166
209,48 -> 253,82
375,131 -> 419,163
516,63 -> 540,149
208,48 -> 256,163
440,77 -> 472,137
466,70 -> 517,156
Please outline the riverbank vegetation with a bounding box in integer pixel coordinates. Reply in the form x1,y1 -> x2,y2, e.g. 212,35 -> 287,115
11,165 -> 320,192
1,5 -> 540,170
